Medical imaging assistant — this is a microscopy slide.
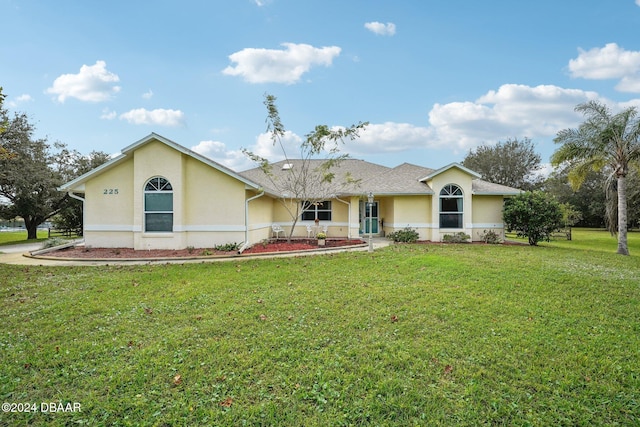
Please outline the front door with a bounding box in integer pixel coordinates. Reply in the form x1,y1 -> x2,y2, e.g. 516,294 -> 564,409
359,200 -> 379,234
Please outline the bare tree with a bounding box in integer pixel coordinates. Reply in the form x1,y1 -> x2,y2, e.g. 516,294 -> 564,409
243,94 -> 367,242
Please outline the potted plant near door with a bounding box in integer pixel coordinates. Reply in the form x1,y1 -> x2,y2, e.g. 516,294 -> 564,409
316,232 -> 327,246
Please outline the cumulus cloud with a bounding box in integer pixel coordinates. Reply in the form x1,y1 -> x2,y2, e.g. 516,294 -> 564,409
350,122 -> 433,154
193,83 -> 631,167
347,84 -> 604,156
222,43 -> 341,84
119,108 -> 185,127
192,131 -> 303,171
6,94 -> 32,108
192,140 -> 251,171
100,108 -> 117,120
427,84 -> 601,151
46,60 -> 121,102
364,21 -> 396,36
568,43 -> 640,92
142,90 -> 154,99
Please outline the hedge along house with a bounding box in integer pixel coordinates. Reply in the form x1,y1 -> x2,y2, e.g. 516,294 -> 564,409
59,133 -> 521,250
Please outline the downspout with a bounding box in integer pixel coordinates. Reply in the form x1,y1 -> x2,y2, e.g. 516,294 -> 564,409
67,191 -> 86,242
238,191 -> 265,253
334,196 -> 351,239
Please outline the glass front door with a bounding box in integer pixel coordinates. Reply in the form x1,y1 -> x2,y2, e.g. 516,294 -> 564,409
359,200 -> 379,234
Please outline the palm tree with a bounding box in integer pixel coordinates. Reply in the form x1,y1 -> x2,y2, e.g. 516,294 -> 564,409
552,101 -> 640,255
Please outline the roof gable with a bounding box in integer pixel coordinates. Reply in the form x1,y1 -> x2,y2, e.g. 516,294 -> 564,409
59,133 -> 261,192
419,162 -> 481,181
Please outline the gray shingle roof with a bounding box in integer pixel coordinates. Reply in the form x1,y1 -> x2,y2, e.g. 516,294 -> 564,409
240,159 -> 521,197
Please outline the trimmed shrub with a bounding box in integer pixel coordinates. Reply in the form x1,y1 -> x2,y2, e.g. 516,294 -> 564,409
214,242 -> 241,252
442,232 -> 470,243
479,230 -> 502,244
387,227 -> 419,243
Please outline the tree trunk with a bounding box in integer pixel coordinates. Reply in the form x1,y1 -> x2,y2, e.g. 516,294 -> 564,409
25,220 -> 39,240
617,175 -> 629,255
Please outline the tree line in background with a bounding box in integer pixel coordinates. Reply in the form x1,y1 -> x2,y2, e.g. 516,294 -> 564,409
463,101 -> 640,255
2,85 -> 639,254
0,87 -> 110,239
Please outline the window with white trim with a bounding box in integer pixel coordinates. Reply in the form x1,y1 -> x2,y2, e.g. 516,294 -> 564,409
144,177 -> 173,232
439,184 -> 463,228
301,201 -> 332,221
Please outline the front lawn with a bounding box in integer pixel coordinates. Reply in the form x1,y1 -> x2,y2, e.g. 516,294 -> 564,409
0,230 -> 73,247
1,234 -> 639,425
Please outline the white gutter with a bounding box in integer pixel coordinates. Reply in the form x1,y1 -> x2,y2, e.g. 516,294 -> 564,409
334,196 -> 351,239
238,191 -> 265,253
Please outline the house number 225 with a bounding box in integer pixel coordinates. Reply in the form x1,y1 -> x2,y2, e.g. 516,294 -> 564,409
103,188 -> 119,195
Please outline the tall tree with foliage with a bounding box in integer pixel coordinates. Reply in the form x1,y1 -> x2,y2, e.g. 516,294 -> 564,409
552,101 -> 640,255
243,94 -> 368,242
0,104 -> 109,239
462,137 -> 542,190
503,191 -> 563,246
543,168 -> 607,228
52,147 -> 111,235
0,87 -> 15,161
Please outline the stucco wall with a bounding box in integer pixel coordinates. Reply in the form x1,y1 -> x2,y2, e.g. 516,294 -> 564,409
391,195 -> 432,240
471,195 -> 506,241
83,139 -> 253,249
83,157 -> 135,248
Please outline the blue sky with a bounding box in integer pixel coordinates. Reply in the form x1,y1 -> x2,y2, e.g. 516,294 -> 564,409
2,0 -> 640,173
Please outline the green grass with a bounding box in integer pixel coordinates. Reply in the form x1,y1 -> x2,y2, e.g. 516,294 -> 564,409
0,230 -> 78,247
1,231 -> 639,426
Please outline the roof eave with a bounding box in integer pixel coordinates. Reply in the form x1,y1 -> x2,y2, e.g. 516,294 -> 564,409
58,153 -> 126,192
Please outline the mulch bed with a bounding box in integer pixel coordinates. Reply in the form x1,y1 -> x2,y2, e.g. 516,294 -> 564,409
42,239 -> 366,259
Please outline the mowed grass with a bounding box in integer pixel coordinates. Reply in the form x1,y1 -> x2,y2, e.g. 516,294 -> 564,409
0,230 -> 54,246
1,231 -> 639,426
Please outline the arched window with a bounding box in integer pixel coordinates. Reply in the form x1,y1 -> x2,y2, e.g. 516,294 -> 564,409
144,177 -> 173,232
439,184 -> 463,228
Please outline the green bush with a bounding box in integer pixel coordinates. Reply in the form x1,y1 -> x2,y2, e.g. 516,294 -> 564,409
387,226 -> 419,243
442,232 -> 470,243
214,242 -> 241,252
503,191 -> 563,245
479,229 -> 502,244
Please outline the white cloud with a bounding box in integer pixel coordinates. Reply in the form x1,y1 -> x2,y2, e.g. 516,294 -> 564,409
6,94 -> 32,108
192,131 -> 302,171
193,83 -> 635,168
222,43 -> 341,84
142,90 -> 154,99
427,84 -> 601,151
100,108 -> 117,120
352,122 -> 433,154
568,43 -> 640,92
364,21 -> 396,36
46,60 -> 121,102
636,0 -> 640,6
119,108 -> 185,127
192,140 -> 251,170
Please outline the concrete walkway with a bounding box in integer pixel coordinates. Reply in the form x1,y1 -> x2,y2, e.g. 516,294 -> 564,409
0,238 -> 392,266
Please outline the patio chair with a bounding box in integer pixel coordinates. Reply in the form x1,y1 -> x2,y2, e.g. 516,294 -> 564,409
272,224 -> 284,239
306,225 -> 314,238
321,225 -> 328,235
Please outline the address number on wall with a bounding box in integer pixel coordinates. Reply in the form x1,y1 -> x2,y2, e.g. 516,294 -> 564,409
103,188 -> 119,195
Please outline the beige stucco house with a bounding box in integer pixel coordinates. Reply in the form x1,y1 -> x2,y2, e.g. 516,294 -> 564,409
59,133 -> 521,250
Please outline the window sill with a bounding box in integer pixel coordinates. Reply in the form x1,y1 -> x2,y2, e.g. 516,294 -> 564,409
141,232 -> 174,237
